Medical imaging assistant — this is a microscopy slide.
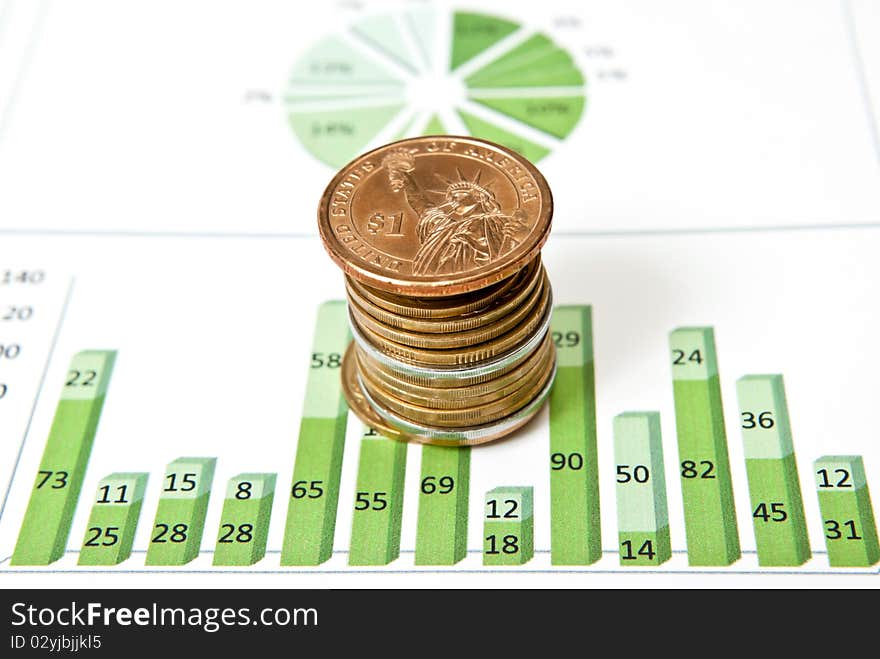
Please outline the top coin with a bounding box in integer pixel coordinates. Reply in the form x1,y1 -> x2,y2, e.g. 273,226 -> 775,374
318,136 -> 553,297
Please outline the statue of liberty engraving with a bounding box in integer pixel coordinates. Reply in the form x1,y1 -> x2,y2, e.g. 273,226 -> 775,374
381,148 -> 530,276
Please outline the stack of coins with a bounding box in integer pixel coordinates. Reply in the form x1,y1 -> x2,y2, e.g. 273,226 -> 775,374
318,136 -> 555,446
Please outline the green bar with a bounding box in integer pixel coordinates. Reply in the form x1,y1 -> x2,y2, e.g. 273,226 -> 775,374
11,350 -> 117,565
77,473 -> 148,566
670,327 -> 740,565
213,473 -> 276,566
737,375 -> 810,566
815,456 -> 879,567
348,428 -> 407,565
483,487 -> 534,566
548,305 -> 600,565
145,457 -> 216,566
613,412 -> 671,566
415,445 -> 470,565
282,301 -> 350,566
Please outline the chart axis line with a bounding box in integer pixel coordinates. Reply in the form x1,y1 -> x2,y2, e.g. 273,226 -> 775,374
2,549 -> 876,577
0,275 -> 75,526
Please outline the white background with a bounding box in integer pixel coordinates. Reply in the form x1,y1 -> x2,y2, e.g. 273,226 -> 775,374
0,0 -> 878,587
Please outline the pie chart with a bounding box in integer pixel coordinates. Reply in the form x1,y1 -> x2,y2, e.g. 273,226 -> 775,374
284,9 -> 586,167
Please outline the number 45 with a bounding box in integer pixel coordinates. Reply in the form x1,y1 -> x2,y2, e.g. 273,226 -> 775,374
752,502 -> 787,522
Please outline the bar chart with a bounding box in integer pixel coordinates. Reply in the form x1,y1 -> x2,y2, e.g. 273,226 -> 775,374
2,295 -> 879,580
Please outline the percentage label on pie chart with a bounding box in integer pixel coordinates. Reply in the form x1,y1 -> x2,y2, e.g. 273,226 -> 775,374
284,9 -> 586,167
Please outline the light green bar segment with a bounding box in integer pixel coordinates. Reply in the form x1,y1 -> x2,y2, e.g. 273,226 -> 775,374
213,473 -> 276,566
486,486 -> 533,521
157,457 -> 215,499
77,472 -> 148,566
815,456 -> 879,567
59,350 -> 116,400
144,457 -> 216,566
552,306 -> 593,367
348,428 -> 407,565
224,473 -> 275,500
11,350 -> 116,566
613,412 -> 668,532
548,305 -> 601,565
415,445 -> 470,565
302,301 -> 352,419
736,375 -> 795,459
737,374 -> 810,565
484,487 -> 534,566
815,455 -> 868,490
669,327 -> 718,380
670,327 -> 740,566
282,301 -> 350,566
93,472 -> 149,504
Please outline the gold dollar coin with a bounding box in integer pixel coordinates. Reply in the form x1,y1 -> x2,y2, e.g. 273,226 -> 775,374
318,136 -> 552,297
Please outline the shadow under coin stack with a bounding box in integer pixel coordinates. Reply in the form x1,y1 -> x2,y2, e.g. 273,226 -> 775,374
318,136 -> 556,446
